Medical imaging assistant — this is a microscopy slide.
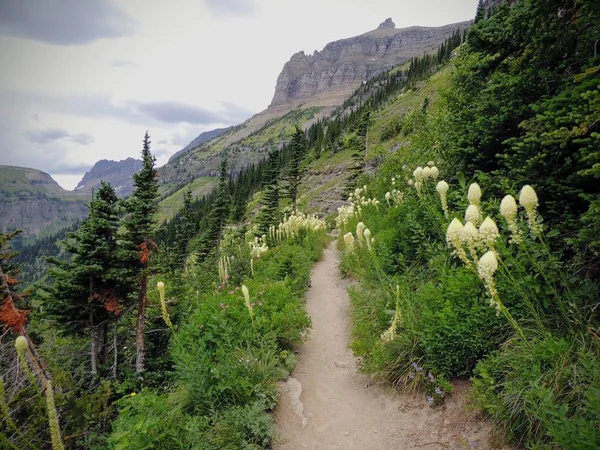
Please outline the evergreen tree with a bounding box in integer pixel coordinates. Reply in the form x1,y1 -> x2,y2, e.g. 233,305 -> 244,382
119,131 -> 159,373
475,0 -> 486,23
282,126 -> 307,212
257,148 -> 281,235
205,158 -> 230,251
46,182 -> 122,377
173,187 -> 195,269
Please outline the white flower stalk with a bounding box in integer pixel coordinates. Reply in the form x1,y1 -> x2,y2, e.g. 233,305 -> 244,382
356,222 -> 366,244
446,218 -> 470,266
467,183 -> 482,206
381,286 -> 402,342
249,236 -> 268,259
436,180 -> 449,216
413,167 -> 423,182
45,381 -> 65,450
157,281 -> 173,331
519,185 -> 542,235
364,228 -> 373,251
407,179 -> 414,186
423,167 -> 432,179
479,216 -> 500,250
500,194 -> 522,243
477,251 -> 499,309
385,191 -> 391,207
343,232 -> 355,253
430,166 -> 439,180
465,204 -> 482,226
427,161 -> 435,167
461,221 -> 480,262
241,285 -> 254,321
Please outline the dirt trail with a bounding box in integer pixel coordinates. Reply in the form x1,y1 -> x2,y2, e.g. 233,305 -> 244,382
274,241 -> 499,450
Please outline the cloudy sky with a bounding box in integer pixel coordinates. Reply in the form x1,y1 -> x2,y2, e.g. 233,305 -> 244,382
0,0 -> 478,189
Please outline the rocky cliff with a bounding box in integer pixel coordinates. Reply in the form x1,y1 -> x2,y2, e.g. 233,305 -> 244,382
270,19 -> 471,108
0,165 -> 89,238
75,157 -> 142,197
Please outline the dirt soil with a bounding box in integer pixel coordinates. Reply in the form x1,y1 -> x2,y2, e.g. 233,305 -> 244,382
274,241 -> 505,450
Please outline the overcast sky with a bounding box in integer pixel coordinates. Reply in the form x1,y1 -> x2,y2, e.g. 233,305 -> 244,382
0,0 -> 478,190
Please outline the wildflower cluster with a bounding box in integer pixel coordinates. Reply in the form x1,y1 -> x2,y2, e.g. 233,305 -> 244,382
335,204 -> 356,228
217,255 -> 232,284
409,161 -> 440,194
407,361 -> 447,406
355,222 -> 374,251
270,211 -> 327,241
249,236 -> 268,260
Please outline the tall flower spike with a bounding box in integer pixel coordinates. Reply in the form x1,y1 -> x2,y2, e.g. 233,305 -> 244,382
45,381 -> 65,450
157,281 -> 173,331
356,222 -> 365,243
385,191 -> 391,207
241,285 -> 254,321
430,166 -> 439,180
519,185 -> 542,235
467,183 -> 482,206
364,228 -> 372,251
500,194 -> 522,243
465,204 -> 482,226
461,221 -> 480,262
479,216 -> 500,250
436,180 -> 449,216
413,167 -> 423,182
477,251 -> 500,309
427,161 -> 435,167
423,167 -> 432,179
446,218 -> 471,266
343,232 -> 355,253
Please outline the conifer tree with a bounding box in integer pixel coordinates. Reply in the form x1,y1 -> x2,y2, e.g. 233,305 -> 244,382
46,182 -> 122,376
283,126 -> 307,212
258,148 -> 281,235
173,187 -> 195,269
119,131 -> 159,373
206,158 -> 230,250
475,0 -> 486,23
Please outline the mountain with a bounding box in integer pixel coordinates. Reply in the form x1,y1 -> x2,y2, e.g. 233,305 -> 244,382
269,19 -> 471,108
0,165 -> 89,239
156,18 -> 470,195
168,127 -> 234,163
74,157 -> 142,197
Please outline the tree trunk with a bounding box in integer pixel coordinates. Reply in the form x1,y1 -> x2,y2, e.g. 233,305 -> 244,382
98,321 -> 109,364
90,309 -> 98,376
112,320 -> 118,379
135,275 -> 147,373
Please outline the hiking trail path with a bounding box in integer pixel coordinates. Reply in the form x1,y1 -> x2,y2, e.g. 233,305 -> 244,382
274,241 -> 502,450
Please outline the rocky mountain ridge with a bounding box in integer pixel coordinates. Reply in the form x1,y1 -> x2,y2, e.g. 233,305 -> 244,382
0,165 -> 89,238
269,19 -> 471,108
75,157 -> 142,197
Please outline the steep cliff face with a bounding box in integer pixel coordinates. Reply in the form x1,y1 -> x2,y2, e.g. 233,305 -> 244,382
0,165 -> 89,238
270,19 -> 471,108
74,158 -> 142,197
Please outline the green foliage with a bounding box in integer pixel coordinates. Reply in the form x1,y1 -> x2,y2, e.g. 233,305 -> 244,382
282,126 -> 307,211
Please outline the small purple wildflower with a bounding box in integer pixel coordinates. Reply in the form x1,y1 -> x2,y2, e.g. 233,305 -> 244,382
428,372 -> 435,383
435,387 -> 442,395
426,396 -> 434,404
411,362 -> 419,370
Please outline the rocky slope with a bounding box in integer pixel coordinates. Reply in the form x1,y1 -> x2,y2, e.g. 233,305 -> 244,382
270,18 -> 471,108
74,157 -> 142,197
0,165 -> 89,238
168,126 -> 234,163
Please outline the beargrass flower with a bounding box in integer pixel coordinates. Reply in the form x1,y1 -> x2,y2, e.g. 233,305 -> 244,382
385,191 -> 391,206
344,232 -> 355,253
356,222 -> 366,243
430,166 -> 439,180
500,194 -> 522,243
478,250 -> 499,306
436,180 -> 449,216
241,285 -> 254,321
364,228 -> 373,250
519,185 -> 542,235
408,179 -> 414,186
479,216 -> 500,250
157,281 -> 173,331
423,167 -> 432,179
427,161 -> 435,167
45,381 -> 65,450
461,221 -> 480,262
465,204 -> 482,226
413,167 -> 423,181
446,218 -> 471,266
467,183 -> 482,206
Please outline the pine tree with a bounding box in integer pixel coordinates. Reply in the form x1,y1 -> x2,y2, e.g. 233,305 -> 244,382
258,148 -> 281,235
46,182 -> 122,376
475,0 -> 486,23
119,131 -> 159,373
283,126 -> 307,212
173,187 -> 195,269
205,158 -> 230,251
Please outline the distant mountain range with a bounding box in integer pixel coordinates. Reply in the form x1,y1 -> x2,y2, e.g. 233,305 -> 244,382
2,17 -> 471,239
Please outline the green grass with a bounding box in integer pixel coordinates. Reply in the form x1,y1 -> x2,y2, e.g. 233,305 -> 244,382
156,177 -> 216,224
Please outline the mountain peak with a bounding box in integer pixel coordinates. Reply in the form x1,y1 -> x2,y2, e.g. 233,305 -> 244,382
378,18 -> 395,29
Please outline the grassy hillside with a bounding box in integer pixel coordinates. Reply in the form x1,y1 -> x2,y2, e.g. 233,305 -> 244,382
156,176 -> 217,224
